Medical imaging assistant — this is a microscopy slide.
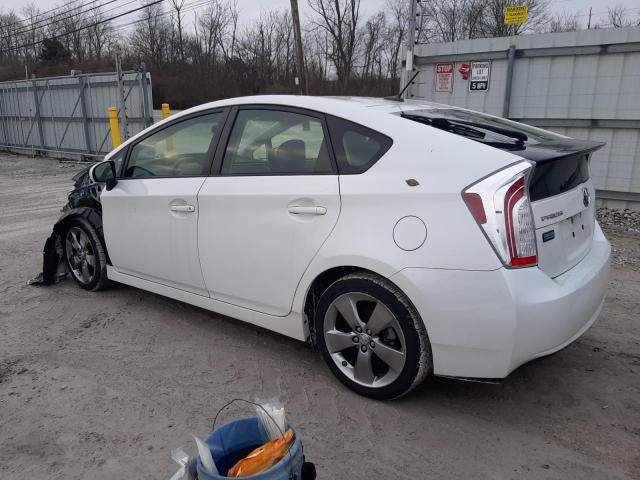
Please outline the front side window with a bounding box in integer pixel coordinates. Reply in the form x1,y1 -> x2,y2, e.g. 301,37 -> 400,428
221,109 -> 333,175
327,116 -> 393,174
124,112 -> 224,178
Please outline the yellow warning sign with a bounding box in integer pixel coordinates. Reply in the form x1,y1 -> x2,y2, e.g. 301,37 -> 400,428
504,4 -> 528,24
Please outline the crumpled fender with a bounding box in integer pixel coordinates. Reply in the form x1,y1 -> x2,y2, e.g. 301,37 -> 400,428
32,206 -> 108,285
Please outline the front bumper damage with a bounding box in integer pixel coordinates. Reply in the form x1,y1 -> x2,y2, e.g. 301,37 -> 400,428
28,166 -> 107,286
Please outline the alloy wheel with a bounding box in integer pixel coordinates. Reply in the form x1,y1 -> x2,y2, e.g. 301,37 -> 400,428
65,226 -> 96,284
323,292 -> 406,388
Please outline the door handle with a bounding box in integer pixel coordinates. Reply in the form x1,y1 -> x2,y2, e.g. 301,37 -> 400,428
288,205 -> 327,215
170,204 -> 195,213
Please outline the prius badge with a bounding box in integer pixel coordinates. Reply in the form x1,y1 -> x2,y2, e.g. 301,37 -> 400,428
583,187 -> 591,208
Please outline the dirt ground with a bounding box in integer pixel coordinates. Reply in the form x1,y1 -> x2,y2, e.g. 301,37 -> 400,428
1,153 -> 639,480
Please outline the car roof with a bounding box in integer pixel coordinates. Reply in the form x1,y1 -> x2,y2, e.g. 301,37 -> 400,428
110,95 -> 471,160
176,95 -> 455,118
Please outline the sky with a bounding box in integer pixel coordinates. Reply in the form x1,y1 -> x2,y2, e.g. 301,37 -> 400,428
0,0 -> 639,31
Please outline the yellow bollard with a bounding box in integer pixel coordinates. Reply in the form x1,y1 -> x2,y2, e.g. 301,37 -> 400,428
161,103 -> 174,156
108,107 -> 121,148
161,103 -> 171,119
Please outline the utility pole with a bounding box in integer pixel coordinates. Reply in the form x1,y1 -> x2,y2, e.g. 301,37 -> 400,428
290,0 -> 307,94
407,0 -> 417,51
587,7 -> 593,29
115,50 -> 129,140
401,0 -> 418,98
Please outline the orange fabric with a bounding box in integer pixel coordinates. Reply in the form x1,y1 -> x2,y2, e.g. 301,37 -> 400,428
228,429 -> 295,478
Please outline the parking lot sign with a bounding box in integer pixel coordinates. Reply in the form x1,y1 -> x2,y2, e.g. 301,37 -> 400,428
469,61 -> 491,92
435,63 -> 454,92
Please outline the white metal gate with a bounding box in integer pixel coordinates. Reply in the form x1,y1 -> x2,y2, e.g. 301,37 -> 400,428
0,69 -> 153,159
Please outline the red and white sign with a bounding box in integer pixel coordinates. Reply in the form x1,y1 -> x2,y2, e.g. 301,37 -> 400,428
435,63 -> 454,92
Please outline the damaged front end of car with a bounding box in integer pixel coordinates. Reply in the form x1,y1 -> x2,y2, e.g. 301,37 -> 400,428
28,166 -> 107,286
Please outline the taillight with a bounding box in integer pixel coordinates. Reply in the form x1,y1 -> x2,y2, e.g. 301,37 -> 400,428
463,162 -> 538,268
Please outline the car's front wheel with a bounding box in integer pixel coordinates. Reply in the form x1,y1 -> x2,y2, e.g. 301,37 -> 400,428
315,272 -> 432,399
64,217 -> 110,291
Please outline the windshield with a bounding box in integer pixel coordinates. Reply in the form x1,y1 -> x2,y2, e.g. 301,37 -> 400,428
396,108 -> 565,146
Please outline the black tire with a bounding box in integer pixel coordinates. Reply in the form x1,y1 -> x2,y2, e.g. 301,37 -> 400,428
63,217 -> 111,291
315,272 -> 432,399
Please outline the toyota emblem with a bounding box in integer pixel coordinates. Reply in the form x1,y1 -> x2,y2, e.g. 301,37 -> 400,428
583,187 -> 591,207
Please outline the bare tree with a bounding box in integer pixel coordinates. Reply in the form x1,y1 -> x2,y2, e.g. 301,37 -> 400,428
217,0 -> 240,63
480,0 -> 550,37
85,8 -> 113,60
385,0 -> 407,78
360,11 -> 386,80
129,0 -> 171,67
604,6 -> 632,28
0,11 -> 23,60
416,0 -> 485,42
419,0 -> 464,42
308,0 -> 361,90
194,0 -> 233,71
20,3 -> 43,61
546,12 -> 579,33
168,0 -> 186,62
60,1 -> 89,62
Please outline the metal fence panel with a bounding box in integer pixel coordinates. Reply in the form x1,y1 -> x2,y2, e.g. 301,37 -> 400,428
0,70 -> 153,159
409,26 -> 640,208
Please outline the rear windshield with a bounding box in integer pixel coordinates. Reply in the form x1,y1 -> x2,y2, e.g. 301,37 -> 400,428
529,154 -> 590,202
396,108 -> 564,146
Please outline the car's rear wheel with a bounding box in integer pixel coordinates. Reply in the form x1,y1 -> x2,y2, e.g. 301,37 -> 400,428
315,272 -> 432,399
64,217 -> 110,291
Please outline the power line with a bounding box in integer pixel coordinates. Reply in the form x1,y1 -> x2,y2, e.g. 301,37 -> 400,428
109,0 -> 209,34
0,0 -> 103,30
0,0 -> 137,42
0,0 -> 165,54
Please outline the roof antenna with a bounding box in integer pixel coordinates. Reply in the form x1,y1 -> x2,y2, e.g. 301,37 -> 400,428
385,70 -> 420,102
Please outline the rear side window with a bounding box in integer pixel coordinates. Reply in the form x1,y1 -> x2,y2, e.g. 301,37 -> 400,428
327,116 -> 392,174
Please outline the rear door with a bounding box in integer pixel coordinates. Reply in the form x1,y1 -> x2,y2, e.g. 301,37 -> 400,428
197,106 -> 340,316
101,110 -> 227,295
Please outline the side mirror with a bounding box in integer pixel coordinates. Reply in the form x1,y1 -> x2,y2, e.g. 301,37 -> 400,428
90,160 -> 118,191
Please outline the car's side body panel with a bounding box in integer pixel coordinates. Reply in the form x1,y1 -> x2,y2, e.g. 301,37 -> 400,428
106,265 -> 308,340
197,175 -> 341,316
103,177 -> 209,296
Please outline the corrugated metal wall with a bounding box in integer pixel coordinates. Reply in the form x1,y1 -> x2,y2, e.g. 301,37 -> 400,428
0,70 -> 153,159
409,26 -> 640,209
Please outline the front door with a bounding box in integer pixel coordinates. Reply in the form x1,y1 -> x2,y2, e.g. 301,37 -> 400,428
198,107 -> 341,316
101,110 -> 227,295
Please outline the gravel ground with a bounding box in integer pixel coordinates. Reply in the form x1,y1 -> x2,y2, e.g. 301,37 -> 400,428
597,208 -> 640,269
1,154 -> 639,480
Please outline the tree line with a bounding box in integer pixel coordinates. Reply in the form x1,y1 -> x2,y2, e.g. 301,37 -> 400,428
0,0 -> 637,108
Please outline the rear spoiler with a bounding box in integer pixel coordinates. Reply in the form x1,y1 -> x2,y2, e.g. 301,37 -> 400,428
508,138 -> 605,163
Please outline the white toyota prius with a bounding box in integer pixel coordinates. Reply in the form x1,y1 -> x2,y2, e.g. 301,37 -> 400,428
38,95 -> 610,399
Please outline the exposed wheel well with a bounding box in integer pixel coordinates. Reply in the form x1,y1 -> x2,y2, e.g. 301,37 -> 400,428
303,266 -> 381,345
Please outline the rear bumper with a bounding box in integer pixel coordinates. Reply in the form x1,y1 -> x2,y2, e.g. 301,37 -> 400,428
390,223 -> 611,378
